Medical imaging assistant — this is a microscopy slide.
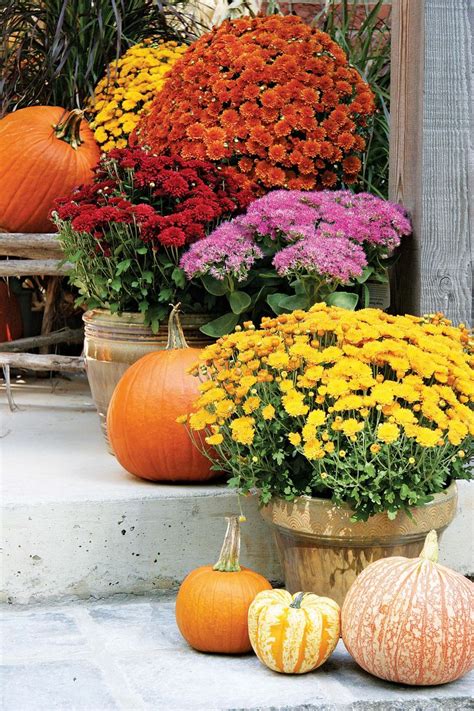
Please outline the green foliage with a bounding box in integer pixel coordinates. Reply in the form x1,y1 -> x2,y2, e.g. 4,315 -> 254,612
1,0 -> 203,116
313,0 -> 391,197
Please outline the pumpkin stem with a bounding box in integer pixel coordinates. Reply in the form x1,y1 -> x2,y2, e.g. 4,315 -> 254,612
419,530 -> 439,563
290,592 -> 306,609
213,516 -> 241,572
166,303 -> 189,350
54,109 -> 85,150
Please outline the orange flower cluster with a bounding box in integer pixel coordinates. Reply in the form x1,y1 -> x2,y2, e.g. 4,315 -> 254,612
134,15 -> 375,192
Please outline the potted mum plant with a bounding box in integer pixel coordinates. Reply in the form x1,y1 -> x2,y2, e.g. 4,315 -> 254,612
53,146 -> 251,442
181,189 -> 411,336
134,14 -> 375,192
182,304 -> 473,605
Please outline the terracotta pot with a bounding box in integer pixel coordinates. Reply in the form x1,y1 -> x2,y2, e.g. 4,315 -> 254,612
83,309 -> 212,449
260,482 -> 458,607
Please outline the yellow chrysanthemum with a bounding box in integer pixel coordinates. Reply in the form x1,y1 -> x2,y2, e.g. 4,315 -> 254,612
304,439 -> 325,460
268,351 -> 290,369
205,433 -> 223,445
261,404 -> 276,420
288,432 -> 302,446
88,39 -> 187,151
377,422 -> 400,444
243,396 -> 261,414
282,390 -> 309,417
230,416 -> 255,445
307,409 -> 326,427
341,418 -> 364,437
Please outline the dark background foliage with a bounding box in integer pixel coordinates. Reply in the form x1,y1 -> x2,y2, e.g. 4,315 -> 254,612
0,0 -> 203,117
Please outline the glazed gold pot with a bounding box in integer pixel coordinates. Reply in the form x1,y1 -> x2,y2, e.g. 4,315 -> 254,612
260,482 -> 458,607
83,309 -> 212,448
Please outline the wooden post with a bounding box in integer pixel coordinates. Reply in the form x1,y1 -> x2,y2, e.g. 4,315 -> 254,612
389,0 -> 473,326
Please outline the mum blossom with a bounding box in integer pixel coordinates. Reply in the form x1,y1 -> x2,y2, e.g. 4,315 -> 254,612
134,15 -> 374,192
180,221 -> 263,282
273,236 -> 367,283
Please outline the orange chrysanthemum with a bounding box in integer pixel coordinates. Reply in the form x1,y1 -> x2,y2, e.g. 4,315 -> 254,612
134,15 -> 375,192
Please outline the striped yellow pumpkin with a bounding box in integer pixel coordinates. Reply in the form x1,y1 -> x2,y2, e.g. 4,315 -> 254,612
248,589 -> 340,674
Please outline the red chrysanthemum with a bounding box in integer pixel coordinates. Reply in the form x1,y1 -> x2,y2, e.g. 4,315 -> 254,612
133,15 -> 375,191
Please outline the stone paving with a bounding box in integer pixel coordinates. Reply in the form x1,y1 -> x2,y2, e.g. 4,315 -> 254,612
1,594 -> 473,711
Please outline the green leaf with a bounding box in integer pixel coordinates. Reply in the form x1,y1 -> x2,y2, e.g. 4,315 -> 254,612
355,266 -> 374,284
115,258 -> 131,276
136,246 -> 148,255
110,278 -> 121,292
266,292 -> 289,315
361,283 -> 370,308
278,294 -> 309,311
142,271 -> 153,284
326,292 -> 359,310
171,267 -> 186,289
228,290 -> 252,315
201,274 -> 228,296
200,312 -> 239,338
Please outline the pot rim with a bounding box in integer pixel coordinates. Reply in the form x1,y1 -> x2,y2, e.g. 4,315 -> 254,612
267,480 -> 458,513
83,308 -> 212,324
260,481 -> 458,542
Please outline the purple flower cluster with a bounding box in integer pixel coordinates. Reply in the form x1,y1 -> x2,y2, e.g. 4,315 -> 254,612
180,189 -> 411,285
180,221 -> 263,282
240,189 -> 411,251
274,236 -> 367,282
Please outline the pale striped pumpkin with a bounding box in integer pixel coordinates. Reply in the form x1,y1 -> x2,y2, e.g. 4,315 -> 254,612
248,589 -> 340,674
341,530 -> 474,686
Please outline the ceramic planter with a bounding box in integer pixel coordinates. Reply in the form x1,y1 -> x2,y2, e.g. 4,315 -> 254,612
260,482 -> 458,607
83,309 -> 212,448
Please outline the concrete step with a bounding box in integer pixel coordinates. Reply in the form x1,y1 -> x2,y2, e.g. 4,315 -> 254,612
1,378 -> 280,604
1,593 -> 473,710
1,378 -> 472,605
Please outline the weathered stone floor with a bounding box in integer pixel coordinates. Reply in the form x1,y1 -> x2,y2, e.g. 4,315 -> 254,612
1,594 -> 473,711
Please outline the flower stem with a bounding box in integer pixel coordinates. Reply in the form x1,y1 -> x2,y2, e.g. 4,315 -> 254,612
213,516 -> 241,572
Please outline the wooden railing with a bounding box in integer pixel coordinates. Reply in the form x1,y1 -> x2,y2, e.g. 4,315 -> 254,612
0,233 -> 85,378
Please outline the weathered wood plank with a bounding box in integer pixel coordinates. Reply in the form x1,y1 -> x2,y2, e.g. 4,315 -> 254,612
0,328 -> 83,352
0,353 -> 85,372
388,0 -> 424,317
389,0 -> 473,326
0,233 -> 64,258
39,277 -> 62,354
0,259 -> 71,276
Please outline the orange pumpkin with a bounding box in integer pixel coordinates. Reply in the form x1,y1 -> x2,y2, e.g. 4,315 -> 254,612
176,515 -> 272,653
0,106 -> 100,233
342,530 -> 474,686
107,304 -> 214,481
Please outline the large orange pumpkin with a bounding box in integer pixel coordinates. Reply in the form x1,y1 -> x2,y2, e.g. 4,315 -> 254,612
176,515 -> 272,653
0,106 -> 100,233
107,305 -> 215,481
342,530 -> 474,686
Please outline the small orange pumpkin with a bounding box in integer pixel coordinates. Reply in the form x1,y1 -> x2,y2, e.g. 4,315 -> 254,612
107,304 -> 214,481
0,106 -> 100,233
176,515 -> 272,653
342,530 -> 474,686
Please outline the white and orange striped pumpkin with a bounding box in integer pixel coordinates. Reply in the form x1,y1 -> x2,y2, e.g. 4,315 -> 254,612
342,530 -> 474,686
248,589 -> 340,674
